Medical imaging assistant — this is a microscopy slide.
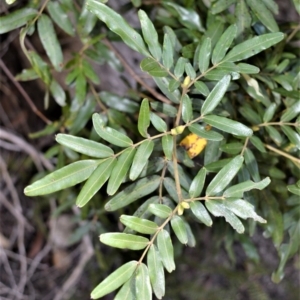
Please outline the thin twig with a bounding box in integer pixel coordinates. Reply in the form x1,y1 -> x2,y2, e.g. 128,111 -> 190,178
264,144 -> 300,166
103,39 -> 171,104
0,59 -> 52,125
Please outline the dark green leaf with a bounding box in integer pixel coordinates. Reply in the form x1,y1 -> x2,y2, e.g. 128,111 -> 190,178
167,162 -> 191,192
174,57 -> 188,78
50,80 -> 66,106
212,24 -> 237,65
198,37 -> 211,74
93,113 -> 133,147
201,75 -> 231,115
237,63 -> 260,74
189,168 -> 207,198
211,0 -> 236,14
86,0 -> 150,56
249,136 -> 266,153
38,14 -> 63,71
105,176 -> 160,211
147,245 -> 165,299
194,81 -> 210,96
171,215 -> 188,244
148,204 -> 172,219
287,184 -> 300,196
150,113 -> 167,132
162,135 -> 173,160
138,10 -> 161,60
82,60 -> 100,84
56,134 -> 114,158
185,63 -> 196,79
220,142 -> 243,154
140,57 -> 168,77
150,101 -> 177,117
120,215 -> 158,234
76,158 -> 116,207
162,33 -> 174,70
244,148 -> 260,182
27,51 -> 51,85
223,177 -> 271,198
153,77 -> 180,103
280,101 -> 300,122
24,160 -> 99,196
206,155 -> 244,196
223,33 -> 284,62
203,115 -> 253,137
190,201 -> 213,226
182,95 -> 193,123
265,126 -> 283,145
135,264 -> 152,300
168,79 -> 181,92
235,0 -> 251,39
74,73 -> 87,104
0,8 -> 37,34
91,261 -> 137,299
138,98 -> 151,138
157,230 -> 175,273
130,140 -> 154,180
15,68 -> 39,81
188,124 -> 224,141
185,222 -> 196,247
107,147 -> 136,195
263,103 -> 277,122
47,1 -> 74,36
281,126 -> 300,149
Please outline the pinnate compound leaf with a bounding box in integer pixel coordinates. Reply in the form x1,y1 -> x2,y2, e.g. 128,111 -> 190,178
203,115 -> 253,137
24,160 -> 98,196
198,37 -> 211,73
56,134 -> 114,158
201,75 -> 231,115
100,233 -> 149,250
93,113 -> 133,147
38,14 -> 63,72
107,147 -> 136,195
224,177 -> 271,198
86,0 -> 150,56
147,245 -> 165,299
212,24 -> 237,65
162,135 -> 173,160
157,230 -> 175,273
189,168 -> 207,198
0,8 -> 37,34
105,175 -> 160,211
171,215 -> 188,244
91,261 -> 137,299
120,215 -> 158,234
138,98 -> 150,138
138,10 -> 162,60
206,155 -> 244,196
190,201 -> 213,227
76,158 -> 116,207
148,204 -> 172,219
130,140 -> 154,180
223,32 -> 284,62
135,264 -> 152,300
140,57 -> 168,77
205,200 -> 245,233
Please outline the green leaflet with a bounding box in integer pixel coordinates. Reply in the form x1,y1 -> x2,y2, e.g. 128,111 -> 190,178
244,148 -> 261,182
147,245 -> 165,299
281,126 -> 300,149
211,0 -> 236,14
93,113 -> 133,147
140,57 -> 168,77
138,10 -> 162,60
171,215 -> 188,244
100,233 -> 149,250
223,32 -> 284,62
107,147 -> 136,195
203,115 -> 253,137
189,168 -> 207,198
148,204 -> 172,219
263,103 -> 277,122
182,94 -> 193,123
105,175 -> 160,211
150,112 -> 167,132
0,8 -> 37,34
190,201 -> 213,227
114,279 -> 134,300
56,134 -> 114,158
201,75 -> 231,115
157,230 -> 176,273
86,0 -> 150,56
120,215 -> 158,234
50,80 -> 66,106
162,33 -> 174,70
138,98 -> 151,138
130,140 -> 154,180
198,37 -> 211,74
135,264 -> 152,300
280,101 -> 300,122
162,135 -> 173,160
235,0 -> 251,39
220,142 -> 244,154
24,160 -> 99,196
76,158 -> 116,207
206,155 -> 244,196
38,14 -> 64,72
91,261 -> 137,299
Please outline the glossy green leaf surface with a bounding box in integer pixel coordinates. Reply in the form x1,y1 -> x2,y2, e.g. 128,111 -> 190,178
220,142 -> 243,154
38,14 -> 63,71
211,0 -> 236,14
24,160 -> 99,196
194,81 -> 210,96
182,95 -> 193,123
150,101 -> 177,117
281,126 -> 300,149
162,33 -> 174,70
87,0 -> 150,56
188,124 -> 224,141
190,201 -> 213,226
201,75 -> 231,115
93,113 -> 133,147
280,101 -> 300,122
189,168 -> 207,198
120,215 -> 158,234
100,233 -> 149,250
237,63 -> 260,74
157,230 -> 175,273
171,215 -> 188,244
147,245 -> 165,299
0,8 -> 37,34
138,98 -> 150,138
135,264 -> 152,300
140,57 -> 168,77
223,32 -> 284,62
198,37 -> 211,73
50,80 -> 66,106
150,113 -> 167,132
114,279 -> 134,300
148,204 -> 172,219
249,136 -> 266,153
244,148 -> 261,182
107,147 -> 136,195
203,115 -> 253,137
162,135 -> 173,160
76,158 -> 116,207
206,155 -> 244,196
56,134 -> 114,158
105,176 -> 160,211
91,261 -> 137,299
263,103 -> 277,122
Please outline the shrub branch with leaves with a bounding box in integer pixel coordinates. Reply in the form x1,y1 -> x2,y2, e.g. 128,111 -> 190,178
1,0 -> 299,299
